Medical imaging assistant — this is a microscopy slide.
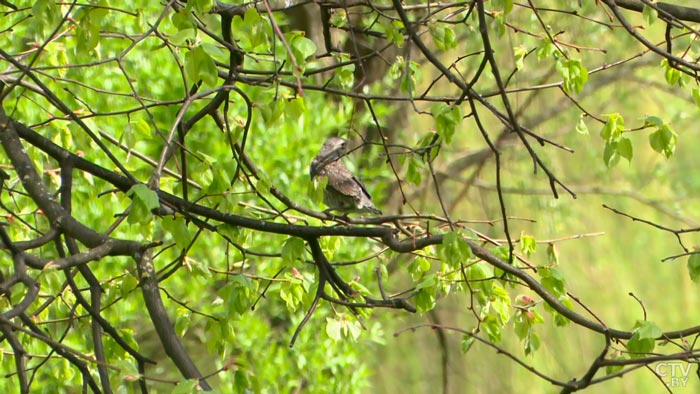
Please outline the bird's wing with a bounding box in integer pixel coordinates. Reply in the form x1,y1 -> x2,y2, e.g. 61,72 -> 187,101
325,161 -> 373,200
352,175 -> 372,199
328,174 -> 364,199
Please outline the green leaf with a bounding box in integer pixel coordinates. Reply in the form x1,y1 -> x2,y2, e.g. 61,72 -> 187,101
174,307 -> 192,337
628,320 -> 661,357
288,32 -> 317,66
127,184 -> 159,224
407,257 -> 431,281
325,316 -> 361,341
416,131 -> 442,162
461,334 -> 475,353
171,9 -> 194,31
603,141 -> 620,168
493,0 -> 514,14
627,335 -> 655,358
186,257 -> 211,280
414,275 -> 438,313
643,4 -> 658,26
389,56 -> 403,80
75,11 -> 102,54
119,274 -> 138,299
280,274 -> 306,312
661,59 -> 681,86
688,248 -> 700,283
431,103 -> 462,144
519,232 -> 536,257
537,39 -> 557,60
524,331 -> 540,356
185,45 -> 218,87
513,45 -> 527,70
429,22 -> 457,51
260,99 -> 286,125
489,285 -> 511,324
399,60 -> 422,93
634,320 -> 662,339
406,156 -> 423,185
617,137 -> 633,162
385,20 -> 405,48
437,230 -> 473,269
282,237 -> 305,264
467,262 -> 494,300
330,9 -> 347,28
648,124 -> 677,158
543,295 -> 573,326
219,276 -> 258,316
606,351 -> 626,375
331,54 -> 355,89
492,12 -> 506,37
556,58 -> 588,94
482,315 -> 503,343
189,0 -> 215,13
233,370 -> 252,393
644,115 -> 664,128
326,317 -> 342,341
346,321 -> 362,341
218,225 -> 250,247
576,115 -> 589,135
161,216 -> 193,250
600,113 -> 624,142
539,267 -> 566,297
286,97 -> 306,118
243,5 -> 261,26
128,184 -> 160,210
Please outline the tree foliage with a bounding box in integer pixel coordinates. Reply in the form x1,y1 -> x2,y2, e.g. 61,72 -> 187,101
1,0 -> 700,393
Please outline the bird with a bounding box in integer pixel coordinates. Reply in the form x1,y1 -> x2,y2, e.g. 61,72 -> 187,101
309,137 -> 382,215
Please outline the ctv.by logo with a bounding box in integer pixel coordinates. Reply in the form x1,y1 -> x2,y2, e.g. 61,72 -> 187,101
654,362 -> 693,387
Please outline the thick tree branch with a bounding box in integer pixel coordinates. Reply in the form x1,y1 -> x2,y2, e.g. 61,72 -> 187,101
7,112 -> 700,342
135,248 -> 212,390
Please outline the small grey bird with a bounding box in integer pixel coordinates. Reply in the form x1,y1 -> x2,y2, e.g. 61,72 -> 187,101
309,137 -> 382,215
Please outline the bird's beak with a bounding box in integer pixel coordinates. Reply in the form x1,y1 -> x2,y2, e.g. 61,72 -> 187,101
309,158 -> 321,179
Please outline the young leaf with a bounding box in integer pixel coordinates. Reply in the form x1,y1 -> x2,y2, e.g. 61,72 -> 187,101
606,351 -> 626,375
539,267 -> 566,297
519,232 -> 536,257
600,113 -> 624,142
556,58 -> 588,94
406,156 -> 424,185
513,45 -> 527,70
161,216 -> 193,250
414,275 -> 438,312
461,334 -> 475,353
603,141 -> 620,168
627,320 -> 662,357
648,124 -> 677,158
431,103 -> 462,144
128,184 -> 160,211
576,114 -> 589,135
282,237 -> 305,264
616,137 -> 633,162
185,45 -> 218,87
429,22 -> 457,51
643,4 -> 658,26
